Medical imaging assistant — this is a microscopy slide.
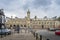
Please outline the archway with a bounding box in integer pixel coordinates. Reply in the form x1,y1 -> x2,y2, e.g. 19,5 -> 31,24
13,25 -> 16,29
21,25 -> 23,27
24,25 -> 26,27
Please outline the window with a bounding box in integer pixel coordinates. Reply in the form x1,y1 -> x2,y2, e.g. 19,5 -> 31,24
45,22 -> 46,24
10,25 -> 12,27
21,25 -> 23,27
24,25 -> 26,27
47,22 -> 49,24
42,22 -> 43,24
39,22 -> 41,24
50,22 -> 52,24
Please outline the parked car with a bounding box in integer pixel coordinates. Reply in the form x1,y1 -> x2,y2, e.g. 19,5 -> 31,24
0,28 -> 11,35
55,28 -> 60,30
55,30 -> 60,35
48,28 -> 56,31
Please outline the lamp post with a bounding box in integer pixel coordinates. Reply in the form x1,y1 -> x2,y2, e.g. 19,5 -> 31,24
0,9 -> 5,38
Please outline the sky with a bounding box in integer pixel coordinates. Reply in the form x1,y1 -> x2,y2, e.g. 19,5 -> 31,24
0,0 -> 60,18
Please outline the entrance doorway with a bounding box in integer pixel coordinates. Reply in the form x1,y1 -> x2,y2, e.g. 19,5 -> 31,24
42,25 -> 44,29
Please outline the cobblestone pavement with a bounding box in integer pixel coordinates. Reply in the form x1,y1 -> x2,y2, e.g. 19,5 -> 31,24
0,30 -> 36,40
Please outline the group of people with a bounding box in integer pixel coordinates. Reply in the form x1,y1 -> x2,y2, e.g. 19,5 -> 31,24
9,25 -> 32,33
13,25 -> 20,33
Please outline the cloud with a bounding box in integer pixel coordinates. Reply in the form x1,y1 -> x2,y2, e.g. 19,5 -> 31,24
44,0 -> 60,17
30,8 -> 48,18
0,0 -> 60,18
55,0 -> 60,5
32,0 -> 52,8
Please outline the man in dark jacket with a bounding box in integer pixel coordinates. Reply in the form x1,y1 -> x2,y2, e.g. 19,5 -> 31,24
17,25 -> 20,33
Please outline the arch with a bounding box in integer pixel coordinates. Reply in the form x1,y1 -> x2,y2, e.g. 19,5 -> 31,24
24,25 -> 26,27
10,25 -> 12,27
13,25 -> 16,29
8,25 -> 12,29
21,25 -> 23,27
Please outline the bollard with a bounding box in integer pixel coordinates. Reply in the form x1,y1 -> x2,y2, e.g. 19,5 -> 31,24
33,32 -> 35,37
1,35 -> 3,38
28,29 -> 29,33
21,29 -> 22,33
47,39 -> 49,40
31,30 -> 33,34
17,31 -> 19,33
36,33 -> 38,40
4,33 -> 6,37
25,29 -> 26,33
40,35 -> 42,40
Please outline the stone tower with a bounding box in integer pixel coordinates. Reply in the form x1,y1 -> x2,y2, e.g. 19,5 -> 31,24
27,9 -> 30,28
27,9 -> 30,20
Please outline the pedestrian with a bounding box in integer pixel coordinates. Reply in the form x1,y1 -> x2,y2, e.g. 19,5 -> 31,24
13,25 -> 16,33
17,25 -> 20,33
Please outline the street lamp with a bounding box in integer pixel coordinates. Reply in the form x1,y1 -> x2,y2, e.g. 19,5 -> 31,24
0,9 -> 5,38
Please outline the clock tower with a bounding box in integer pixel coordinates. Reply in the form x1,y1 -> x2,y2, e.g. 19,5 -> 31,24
27,9 -> 30,20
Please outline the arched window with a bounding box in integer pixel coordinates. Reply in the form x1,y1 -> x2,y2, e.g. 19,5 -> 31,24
24,25 -> 26,27
9,25 -> 12,29
10,25 -> 12,27
13,25 -> 15,26
21,25 -> 23,27
13,25 -> 16,29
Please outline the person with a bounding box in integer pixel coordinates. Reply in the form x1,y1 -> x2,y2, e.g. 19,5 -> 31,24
13,25 -> 16,33
17,25 -> 20,33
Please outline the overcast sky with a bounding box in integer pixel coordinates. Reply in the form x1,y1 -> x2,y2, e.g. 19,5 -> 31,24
0,0 -> 60,18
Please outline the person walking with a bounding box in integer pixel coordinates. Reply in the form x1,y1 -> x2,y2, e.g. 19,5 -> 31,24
13,25 -> 16,33
17,25 -> 20,33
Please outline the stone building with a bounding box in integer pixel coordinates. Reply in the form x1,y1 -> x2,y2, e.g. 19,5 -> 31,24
5,9 -> 60,29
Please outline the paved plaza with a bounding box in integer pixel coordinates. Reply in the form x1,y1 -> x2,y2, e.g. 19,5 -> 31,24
0,29 -> 36,40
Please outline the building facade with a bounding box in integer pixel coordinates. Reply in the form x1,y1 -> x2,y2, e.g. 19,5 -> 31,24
5,10 -> 60,29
